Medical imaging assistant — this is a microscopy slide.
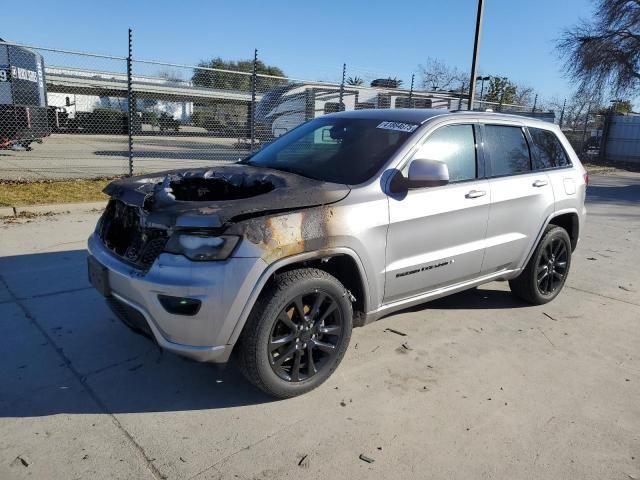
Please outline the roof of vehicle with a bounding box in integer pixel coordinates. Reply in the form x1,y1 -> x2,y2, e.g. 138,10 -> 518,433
327,108 -> 558,129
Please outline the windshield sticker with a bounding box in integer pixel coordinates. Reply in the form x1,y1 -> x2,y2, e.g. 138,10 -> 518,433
376,121 -> 419,133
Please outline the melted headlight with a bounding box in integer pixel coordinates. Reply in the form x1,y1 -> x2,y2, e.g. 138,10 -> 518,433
165,234 -> 239,261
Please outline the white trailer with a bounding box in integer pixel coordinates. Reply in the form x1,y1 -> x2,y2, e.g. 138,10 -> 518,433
254,82 -> 460,140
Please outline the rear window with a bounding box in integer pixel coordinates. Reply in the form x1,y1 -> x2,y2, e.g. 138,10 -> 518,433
528,127 -> 571,169
484,125 -> 531,177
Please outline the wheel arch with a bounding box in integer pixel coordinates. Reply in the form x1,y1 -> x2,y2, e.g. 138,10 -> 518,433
548,211 -> 579,251
520,208 -> 580,270
226,248 -> 371,347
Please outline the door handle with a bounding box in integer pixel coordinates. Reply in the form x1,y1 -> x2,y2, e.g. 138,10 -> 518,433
465,190 -> 486,199
532,179 -> 548,187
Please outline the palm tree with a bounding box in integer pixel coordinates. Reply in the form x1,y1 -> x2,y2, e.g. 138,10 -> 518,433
346,76 -> 364,86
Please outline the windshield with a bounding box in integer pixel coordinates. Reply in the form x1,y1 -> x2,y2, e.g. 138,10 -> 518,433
243,117 -> 418,184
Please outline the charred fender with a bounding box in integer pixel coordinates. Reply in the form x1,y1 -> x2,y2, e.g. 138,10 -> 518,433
227,206 -> 338,263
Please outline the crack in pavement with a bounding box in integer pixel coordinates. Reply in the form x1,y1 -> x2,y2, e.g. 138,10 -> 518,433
0,286 -> 94,305
80,354 -> 143,380
186,419 -> 304,480
0,274 -> 163,480
566,285 -> 640,308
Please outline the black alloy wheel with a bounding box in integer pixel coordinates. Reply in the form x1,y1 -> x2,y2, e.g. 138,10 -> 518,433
268,290 -> 344,382
509,225 -> 572,305
536,236 -> 569,295
237,268 -> 353,398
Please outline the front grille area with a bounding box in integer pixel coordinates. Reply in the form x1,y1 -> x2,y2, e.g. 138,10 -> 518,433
98,199 -> 168,270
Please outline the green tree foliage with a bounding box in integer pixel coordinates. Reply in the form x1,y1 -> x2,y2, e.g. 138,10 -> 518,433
557,0 -> 640,96
613,99 -> 634,113
192,57 -> 287,91
483,77 -> 517,104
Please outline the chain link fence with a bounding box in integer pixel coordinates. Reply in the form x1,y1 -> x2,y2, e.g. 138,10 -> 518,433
0,41 -> 130,180
0,36 -> 548,181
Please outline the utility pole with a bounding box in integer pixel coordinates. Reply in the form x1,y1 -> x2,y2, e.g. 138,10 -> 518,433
467,0 -> 485,110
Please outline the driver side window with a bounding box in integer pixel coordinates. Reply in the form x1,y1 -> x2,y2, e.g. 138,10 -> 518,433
412,124 -> 477,182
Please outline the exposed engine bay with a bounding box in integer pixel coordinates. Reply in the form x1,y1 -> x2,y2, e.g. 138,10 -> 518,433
98,165 -> 350,268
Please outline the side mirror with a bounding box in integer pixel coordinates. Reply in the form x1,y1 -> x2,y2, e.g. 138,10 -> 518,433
406,158 -> 449,188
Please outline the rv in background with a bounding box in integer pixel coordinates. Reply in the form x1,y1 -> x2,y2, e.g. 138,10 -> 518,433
0,39 -> 49,150
254,81 -> 459,141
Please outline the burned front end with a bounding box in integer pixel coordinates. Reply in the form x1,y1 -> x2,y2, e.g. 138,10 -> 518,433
87,165 -> 350,363
97,200 -> 168,270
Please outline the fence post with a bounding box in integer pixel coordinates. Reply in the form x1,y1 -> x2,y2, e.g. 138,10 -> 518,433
559,98 -> 566,129
532,93 -> 538,113
458,82 -> 465,110
338,63 -> 346,110
581,103 -> 591,154
126,28 -> 134,176
250,48 -> 258,153
408,73 -> 414,107
599,108 -> 613,162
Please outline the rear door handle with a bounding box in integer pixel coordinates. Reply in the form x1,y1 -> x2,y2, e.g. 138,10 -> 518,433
532,179 -> 548,187
465,190 -> 486,199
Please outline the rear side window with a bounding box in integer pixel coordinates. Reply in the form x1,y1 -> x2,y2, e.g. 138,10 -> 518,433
484,125 -> 531,177
414,124 -> 477,182
528,127 -> 571,169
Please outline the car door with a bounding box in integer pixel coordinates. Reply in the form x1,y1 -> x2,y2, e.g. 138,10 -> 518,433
384,122 -> 490,303
480,123 -> 555,274
527,126 -> 580,214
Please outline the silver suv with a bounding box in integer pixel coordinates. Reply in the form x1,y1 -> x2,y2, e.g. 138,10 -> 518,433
88,109 -> 587,398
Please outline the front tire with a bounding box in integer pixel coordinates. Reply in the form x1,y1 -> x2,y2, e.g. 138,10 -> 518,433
509,225 -> 572,305
236,268 -> 353,398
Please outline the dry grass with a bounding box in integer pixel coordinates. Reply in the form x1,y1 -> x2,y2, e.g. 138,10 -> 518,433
0,178 -> 113,207
582,157 -> 640,174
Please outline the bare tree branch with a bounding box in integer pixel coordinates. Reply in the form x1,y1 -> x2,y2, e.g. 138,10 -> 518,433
557,0 -> 640,96
417,58 -> 466,91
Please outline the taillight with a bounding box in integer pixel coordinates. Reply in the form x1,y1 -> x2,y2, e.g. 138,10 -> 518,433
583,172 -> 589,186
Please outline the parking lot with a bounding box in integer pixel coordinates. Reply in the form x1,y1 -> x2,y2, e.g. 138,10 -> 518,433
1,171 -> 639,479
0,133 -> 241,181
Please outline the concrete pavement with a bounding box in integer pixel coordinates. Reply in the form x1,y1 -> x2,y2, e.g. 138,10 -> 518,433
1,172 -> 639,479
0,133 -> 240,181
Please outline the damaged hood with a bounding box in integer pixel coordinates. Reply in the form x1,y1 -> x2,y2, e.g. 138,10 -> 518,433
103,165 -> 351,229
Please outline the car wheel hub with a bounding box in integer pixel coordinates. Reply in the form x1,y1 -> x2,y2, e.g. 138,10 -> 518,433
536,237 -> 568,295
268,290 -> 343,383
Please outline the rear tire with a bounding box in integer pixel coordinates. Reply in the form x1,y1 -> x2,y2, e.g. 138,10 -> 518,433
509,225 -> 572,305
236,268 -> 353,399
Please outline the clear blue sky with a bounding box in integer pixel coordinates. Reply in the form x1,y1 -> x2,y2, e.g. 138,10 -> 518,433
4,0 -> 595,102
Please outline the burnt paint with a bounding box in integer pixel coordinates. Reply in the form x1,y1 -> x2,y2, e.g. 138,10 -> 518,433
103,165 -> 350,230
227,205 -> 336,263
103,165 -> 349,264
